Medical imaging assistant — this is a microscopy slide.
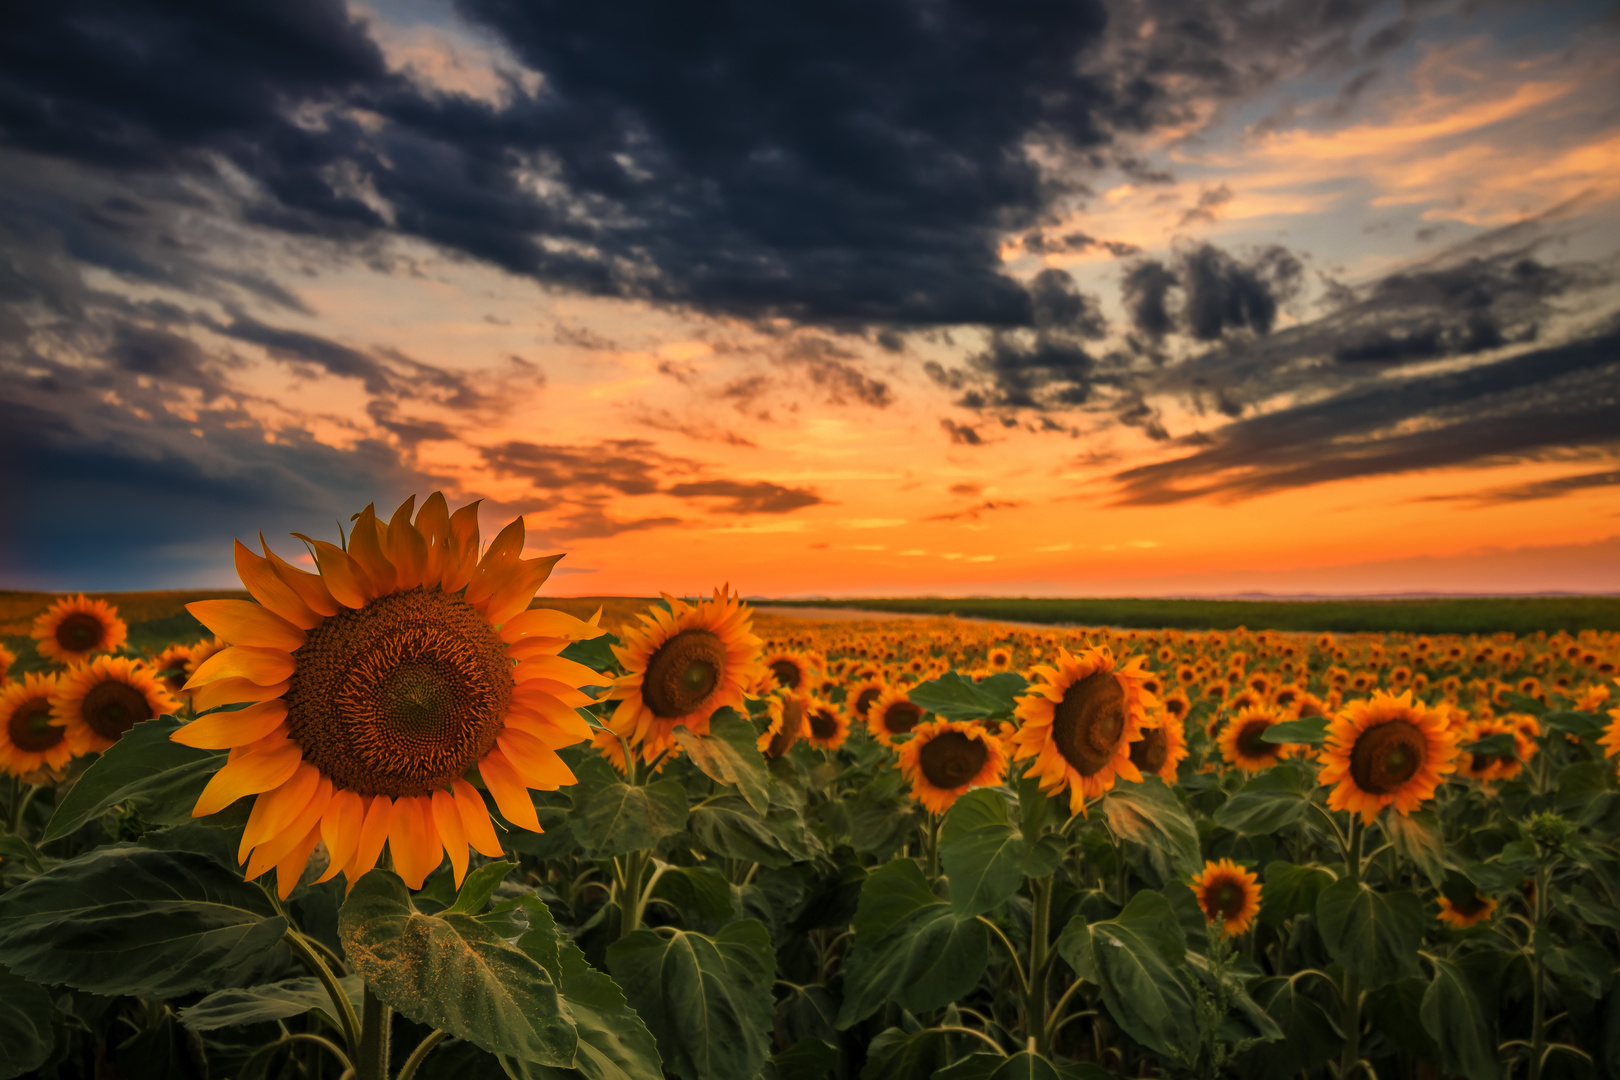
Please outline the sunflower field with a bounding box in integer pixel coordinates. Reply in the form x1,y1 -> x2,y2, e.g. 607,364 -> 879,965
3,494 -> 1620,1080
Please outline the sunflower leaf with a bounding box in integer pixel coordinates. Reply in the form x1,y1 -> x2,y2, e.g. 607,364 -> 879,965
568,758 -> 689,858
1260,716 -> 1328,745
1212,766 -> 1311,837
1382,810 -> 1446,888
936,1051 -> 1065,1080
1259,861 -> 1336,926
688,795 -> 819,867
0,965 -> 54,1080
177,974 -> 363,1031
940,788 -> 1060,918
1314,878 -> 1424,989
675,707 -> 772,814
907,672 -> 1022,722
1420,956 -> 1500,1080
503,936 -> 665,1080
1055,895 -> 1198,1060
1099,776 -> 1201,883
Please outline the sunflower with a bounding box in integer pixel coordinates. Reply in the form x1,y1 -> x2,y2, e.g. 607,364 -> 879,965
847,678 -> 888,721
31,595 -> 127,665
804,697 -> 850,751
603,588 -> 762,764
151,642 -> 198,700
1130,713 -> 1188,783
758,691 -> 809,758
1010,646 -> 1155,816
53,657 -> 177,755
1218,705 -> 1294,772
762,650 -> 814,693
1573,683 -> 1610,712
1598,695 -> 1620,759
1161,687 -> 1191,723
1437,892 -> 1497,929
867,686 -> 925,747
0,673 -> 71,777
0,645 -> 14,683
1456,715 -> 1535,784
987,647 -> 1012,671
897,719 -> 1007,814
175,494 -> 606,898
1190,859 -> 1261,936
1318,690 -> 1458,825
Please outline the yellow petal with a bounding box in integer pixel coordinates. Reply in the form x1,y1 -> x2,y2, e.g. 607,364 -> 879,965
247,776 -> 333,880
509,694 -> 594,741
191,677 -> 289,713
514,654 -> 604,690
348,796 -> 394,884
235,541 -> 320,629
316,788 -> 366,884
347,504 -> 398,598
263,537 -> 342,618
478,749 -> 541,832
173,699 -> 288,750
388,794 -> 441,890
184,646 -> 295,690
193,740 -> 302,818
504,708 -> 588,750
384,497 -> 428,591
452,778 -> 504,857
187,600 -> 307,652
514,679 -> 595,709
497,728 -> 576,790
295,537 -> 369,609
415,493 -> 452,589
500,607 -> 607,644
440,501 -> 482,593
431,789 -> 469,888
464,517 -> 525,605
478,554 -> 564,626
239,762 -> 322,862
274,823 -> 325,900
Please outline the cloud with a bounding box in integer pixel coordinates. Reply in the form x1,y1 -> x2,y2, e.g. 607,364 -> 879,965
941,418 -> 983,445
927,499 -> 1025,522
482,439 -> 680,496
1122,243 -> 1304,343
666,480 -> 822,514
1421,467 -> 1620,506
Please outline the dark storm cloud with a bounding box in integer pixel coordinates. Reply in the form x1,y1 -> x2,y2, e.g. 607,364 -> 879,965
1121,243 -> 1305,344
665,481 -> 823,515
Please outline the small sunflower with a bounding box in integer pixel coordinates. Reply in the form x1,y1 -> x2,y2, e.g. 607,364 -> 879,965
1218,705 -> 1294,772
151,642 -> 198,700
867,686 -> 925,747
1161,687 -> 1191,723
53,657 -> 177,755
762,650 -> 815,693
1010,646 -> 1156,816
897,719 -> 1007,814
32,595 -> 127,665
1437,892 -> 1497,929
176,494 -> 606,898
1318,690 -> 1458,825
759,691 -> 809,758
987,647 -> 1012,671
1191,859 -> 1261,936
0,673 -> 71,777
604,588 -> 763,764
1129,713 -> 1188,783
804,697 -> 850,751
1456,715 -> 1535,784
847,678 -> 888,721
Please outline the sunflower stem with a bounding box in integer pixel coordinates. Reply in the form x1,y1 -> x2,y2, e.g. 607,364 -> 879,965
1026,874 -> 1054,1056
357,981 -> 391,1080
1530,860 -> 1550,1080
285,930 -> 361,1053
1338,816 -> 1363,1080
923,812 -> 941,882
617,849 -> 648,939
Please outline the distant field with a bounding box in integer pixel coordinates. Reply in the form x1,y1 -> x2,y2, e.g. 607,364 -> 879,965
765,595 -> 1620,634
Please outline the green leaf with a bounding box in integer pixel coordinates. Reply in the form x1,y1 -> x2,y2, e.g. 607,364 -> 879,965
1420,956 -> 1499,1080
605,920 -> 776,1080
1542,710 -> 1609,740
1259,862 -> 1335,926
908,671 -> 1026,722
0,845 -> 287,997
836,858 -> 990,1027
761,1038 -> 838,1080
561,632 -> 622,677
674,707 -> 772,814
1260,716 -> 1329,745
1056,895 -> 1198,1060
0,965 -> 53,1080
0,834 -> 43,883
1461,733 -> 1518,757
688,796 -> 817,868
510,938 -> 664,1080
1242,977 -> 1342,1080
937,1051 -> 1063,1080
446,860 -> 518,915
1099,776 -> 1201,883
570,760 -> 689,858
178,974 -> 363,1031
858,1026 -> 954,1080
1314,878 -> 1424,989
649,862 -> 736,925
1382,810 -> 1446,888
339,870 -> 576,1067
42,715 -> 230,841
1213,767 -> 1311,836
939,789 -> 1061,918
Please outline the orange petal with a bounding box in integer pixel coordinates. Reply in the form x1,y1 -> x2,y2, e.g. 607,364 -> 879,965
478,554 -> 565,626
316,788 -> 367,883
385,497 -> 428,591
191,677 -> 290,713
235,541 -> 320,629
296,537 -> 370,609
274,823 -> 325,900
452,778 -> 504,857
185,646 -> 295,690
441,500 -> 482,593
479,750 -> 542,832
193,740 -> 303,818
509,694 -> 594,741
414,493 -> 452,589
514,678 -> 595,709
465,517 -> 525,605
239,762 -> 322,863
247,776 -> 333,880
388,794 -> 441,890
263,537 -> 342,618
431,789 -> 470,887
347,505 -> 398,598
187,600 -> 307,652
498,727 -> 577,790
515,654 -> 606,690
174,699 -> 289,750
504,707 -> 589,750
348,796 -> 395,884
500,607 -> 606,644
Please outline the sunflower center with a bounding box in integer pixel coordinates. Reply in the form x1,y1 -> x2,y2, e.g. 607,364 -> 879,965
7,697 -> 63,753
1349,719 -> 1426,795
769,658 -> 802,690
1236,720 -> 1279,761
1050,671 -> 1126,777
882,700 -> 923,735
285,587 -> 513,798
1210,881 -> 1245,919
82,680 -> 153,739
55,612 -> 106,653
1453,892 -> 1489,916
919,730 -> 988,790
1297,699 -> 1324,719
809,708 -> 839,740
1130,725 -> 1169,772
767,697 -> 804,757
855,687 -> 882,716
643,629 -> 726,718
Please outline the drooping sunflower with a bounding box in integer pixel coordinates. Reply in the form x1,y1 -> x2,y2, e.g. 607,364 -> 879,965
175,494 -> 606,898
53,657 -> 177,755
1218,705 -> 1294,772
603,588 -> 763,764
1191,858 -> 1261,936
867,685 -> 925,747
897,719 -> 1007,814
1130,713 -> 1188,783
759,691 -> 809,758
847,678 -> 888,722
0,673 -> 71,778
762,649 -> 815,693
1010,646 -> 1156,816
1437,892 -> 1497,929
804,696 -> 850,751
1318,690 -> 1458,825
31,595 -> 127,665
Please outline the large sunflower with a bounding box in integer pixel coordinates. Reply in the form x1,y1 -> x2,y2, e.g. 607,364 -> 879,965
866,686 -> 925,747
1010,646 -> 1156,816
0,673 -> 71,778
1218,705 -> 1294,772
175,494 -> 605,897
32,595 -> 127,665
53,657 -> 177,755
603,588 -> 763,764
1318,690 -> 1458,825
1129,713 -> 1188,783
897,719 -> 1007,814
1191,859 -> 1261,936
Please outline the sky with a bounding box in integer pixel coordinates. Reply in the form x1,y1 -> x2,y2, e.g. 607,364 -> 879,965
2,0 -> 1618,598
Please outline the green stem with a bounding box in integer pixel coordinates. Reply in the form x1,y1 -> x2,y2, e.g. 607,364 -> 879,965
1530,861 -> 1550,1080
617,850 -> 648,939
11,784 -> 39,837
396,1030 -> 449,1080
924,813 -> 941,881
1339,817 -> 1363,1080
1027,875 -> 1054,1055
357,982 -> 391,1080
285,931 -> 360,1053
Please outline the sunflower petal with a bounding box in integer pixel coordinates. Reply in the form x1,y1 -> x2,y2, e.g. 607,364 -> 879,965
298,538 -> 370,610
184,646 -> 295,690
263,537 -> 342,618
452,778 -> 504,857
479,554 -> 565,626
347,505 -> 398,598
497,727 -> 577,790
415,493 -> 452,589
190,677 -> 290,713
515,654 -> 605,690
174,699 -> 289,750
193,740 -> 303,817
246,776 -> 333,880
388,794 -> 441,890
514,679 -> 595,709
238,762 -> 322,863
431,789 -> 470,887
187,600 -> 307,652
465,517 -> 525,605
274,823 -> 325,900
384,496 -> 429,591
500,607 -> 607,644
478,749 -> 542,832
508,695 -> 593,741
440,501 -> 482,593
316,788 -> 366,884
349,796 -> 395,884
504,707 -> 589,750
235,541 -> 321,629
